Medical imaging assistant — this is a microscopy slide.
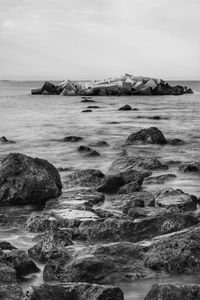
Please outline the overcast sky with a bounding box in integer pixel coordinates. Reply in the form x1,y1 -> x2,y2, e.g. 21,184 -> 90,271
0,0 -> 199,80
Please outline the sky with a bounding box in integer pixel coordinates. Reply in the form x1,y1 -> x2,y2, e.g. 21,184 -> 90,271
0,0 -> 199,80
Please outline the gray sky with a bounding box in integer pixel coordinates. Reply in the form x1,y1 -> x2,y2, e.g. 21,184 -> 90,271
0,0 -> 199,80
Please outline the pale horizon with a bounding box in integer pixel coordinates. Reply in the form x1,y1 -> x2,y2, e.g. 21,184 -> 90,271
0,0 -> 199,81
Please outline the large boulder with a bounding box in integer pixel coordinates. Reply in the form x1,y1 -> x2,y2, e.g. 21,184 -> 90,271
145,283 -> 200,300
0,153 -> 62,205
155,188 -> 197,211
24,282 -> 124,300
126,127 -> 167,145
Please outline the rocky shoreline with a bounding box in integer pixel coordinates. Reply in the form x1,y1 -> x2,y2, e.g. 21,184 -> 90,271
0,124 -> 200,299
31,74 -> 193,96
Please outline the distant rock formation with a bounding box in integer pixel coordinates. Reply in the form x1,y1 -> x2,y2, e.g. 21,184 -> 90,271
31,74 -> 193,96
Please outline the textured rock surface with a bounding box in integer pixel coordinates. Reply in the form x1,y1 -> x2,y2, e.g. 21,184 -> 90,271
126,127 -> 167,145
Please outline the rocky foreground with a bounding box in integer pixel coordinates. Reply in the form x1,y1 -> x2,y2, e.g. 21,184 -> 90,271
31,73 -> 193,96
0,126 -> 200,299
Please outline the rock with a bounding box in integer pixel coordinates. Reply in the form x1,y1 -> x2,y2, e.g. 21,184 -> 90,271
63,136 -> 83,142
118,105 -> 132,111
137,116 -> 169,120
0,153 -> 62,205
118,182 -> 142,194
132,108 -> 138,111
77,146 -> 100,157
139,87 -> 153,95
88,141 -> 109,147
41,81 -> 58,95
155,188 -> 197,211
31,88 -> 42,95
43,242 -> 151,283
126,127 -> 167,145
87,106 -> 100,109
109,156 -> 168,176
184,88 -> 193,94
145,283 -> 200,300
145,225 -> 200,273
24,282 -> 124,300
28,227 -> 73,263
168,138 -> 185,145
0,136 -> 16,144
97,169 -> 144,194
179,161 -> 200,173
82,109 -> 92,112
144,174 -> 176,185
66,169 -> 105,188
81,99 -> 95,103
0,241 -> 16,250
26,212 -> 64,232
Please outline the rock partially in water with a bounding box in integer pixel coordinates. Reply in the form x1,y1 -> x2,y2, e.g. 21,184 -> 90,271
0,153 -> 62,205
118,105 -> 132,111
179,161 -> 200,173
168,138 -> 185,145
43,242 -> 152,283
77,146 -> 100,157
109,155 -> 168,176
63,136 -> 83,142
81,99 -> 95,103
88,140 -> 109,147
126,127 -> 167,145
28,227 -> 73,263
145,225 -> 200,273
65,168 -> 105,188
97,169 -> 144,194
0,136 -> 16,144
87,106 -> 100,109
155,188 -> 197,211
82,109 -> 92,113
144,174 -> 176,185
145,283 -> 200,300
24,282 -> 124,300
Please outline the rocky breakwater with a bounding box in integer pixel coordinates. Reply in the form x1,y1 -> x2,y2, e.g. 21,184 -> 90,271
31,73 -> 193,96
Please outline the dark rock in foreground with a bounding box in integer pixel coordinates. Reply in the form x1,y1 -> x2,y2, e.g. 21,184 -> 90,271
145,283 -> 200,300
0,153 -> 62,205
24,282 -> 124,300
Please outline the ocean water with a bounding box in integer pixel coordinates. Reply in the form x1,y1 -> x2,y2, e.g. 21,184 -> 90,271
0,80 -> 200,298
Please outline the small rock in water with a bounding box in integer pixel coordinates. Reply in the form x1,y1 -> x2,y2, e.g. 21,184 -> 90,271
126,127 -> 167,145
88,140 -> 109,147
87,105 -> 100,109
82,109 -> 92,112
168,138 -> 185,145
81,99 -> 95,103
63,136 -> 83,142
77,145 -> 100,156
179,161 -> 200,173
118,104 -> 132,111
0,136 -> 16,144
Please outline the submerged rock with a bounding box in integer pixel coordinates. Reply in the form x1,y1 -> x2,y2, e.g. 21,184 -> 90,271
82,109 -> 92,113
118,105 -> 132,111
77,146 -> 100,157
81,99 -> 95,103
63,136 -> 83,142
145,283 -> 200,300
24,282 -> 124,300
0,153 -> 62,205
88,140 -> 109,147
126,127 -> 167,145
0,136 -> 16,144
168,138 -> 185,145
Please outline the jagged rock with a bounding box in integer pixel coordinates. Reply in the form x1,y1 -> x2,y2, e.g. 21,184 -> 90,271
145,225 -> 200,273
179,161 -> 200,173
65,169 -> 105,188
63,136 -> 83,142
109,155 -> 168,176
155,188 -> 197,211
97,169 -> 144,193
126,127 -> 167,145
0,153 -> 62,205
118,105 -> 132,111
28,227 -> 73,263
41,81 -> 58,95
24,282 -> 124,300
43,242 -> 151,283
144,174 -> 176,185
77,146 -> 100,156
145,283 -> 200,300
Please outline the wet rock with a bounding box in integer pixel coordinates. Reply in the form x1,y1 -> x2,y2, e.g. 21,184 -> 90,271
65,169 -> 105,188
179,161 -> 200,173
144,174 -> 176,185
132,108 -> 139,111
118,105 -> 132,111
88,141 -> 109,147
82,109 -> 92,113
145,225 -> 200,273
81,99 -> 95,103
155,188 -> 197,211
77,146 -> 100,156
24,282 -> 124,300
144,283 -> 200,300
0,153 -> 62,205
43,242 -> 152,283
63,136 -> 83,142
0,241 -> 16,250
87,106 -> 100,109
168,138 -> 185,145
28,227 -> 73,263
109,155 -> 168,176
0,136 -> 16,144
118,182 -> 142,194
97,169 -> 144,194
185,88 -> 193,94
126,127 -> 167,145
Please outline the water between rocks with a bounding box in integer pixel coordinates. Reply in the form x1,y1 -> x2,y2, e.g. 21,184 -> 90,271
0,80 -> 200,299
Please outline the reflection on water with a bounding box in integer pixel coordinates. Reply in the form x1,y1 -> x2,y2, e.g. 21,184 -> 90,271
0,80 -> 200,298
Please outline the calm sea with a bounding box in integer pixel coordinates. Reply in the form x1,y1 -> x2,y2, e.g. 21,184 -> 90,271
0,80 -> 200,299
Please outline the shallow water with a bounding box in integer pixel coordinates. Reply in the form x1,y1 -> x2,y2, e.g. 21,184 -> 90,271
0,80 -> 200,299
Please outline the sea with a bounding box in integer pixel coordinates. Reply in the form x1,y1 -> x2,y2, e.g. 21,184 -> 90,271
0,80 -> 200,299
